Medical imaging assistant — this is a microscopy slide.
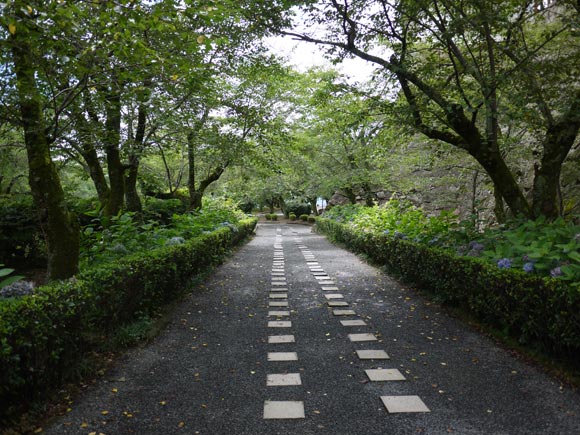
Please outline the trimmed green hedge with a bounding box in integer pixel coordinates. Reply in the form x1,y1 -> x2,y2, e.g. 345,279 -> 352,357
316,218 -> 580,356
0,218 -> 256,422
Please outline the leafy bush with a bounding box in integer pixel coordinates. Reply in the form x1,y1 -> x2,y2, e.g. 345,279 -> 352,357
299,214 -> 309,221
0,218 -> 257,422
308,216 -> 316,223
269,214 -> 278,221
0,196 -> 45,266
143,198 -> 186,224
265,214 -> 272,221
0,265 -> 23,288
289,213 -> 297,221
80,197 -> 249,268
284,200 -> 311,218
316,217 -> 580,356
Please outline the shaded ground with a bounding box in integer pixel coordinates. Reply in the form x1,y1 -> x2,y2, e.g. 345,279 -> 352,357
42,223 -> 579,435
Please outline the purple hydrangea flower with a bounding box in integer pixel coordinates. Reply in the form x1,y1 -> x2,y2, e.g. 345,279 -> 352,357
550,267 -> 563,277
497,258 -> 512,269
523,262 -> 535,273
469,241 -> 485,251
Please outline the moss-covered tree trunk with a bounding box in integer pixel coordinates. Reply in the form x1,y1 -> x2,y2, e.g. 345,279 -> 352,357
531,92 -> 580,219
103,90 -> 125,217
10,33 -> 79,280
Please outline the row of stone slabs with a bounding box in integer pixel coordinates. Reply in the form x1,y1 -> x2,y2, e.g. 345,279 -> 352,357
295,237 -> 431,415
264,232 -> 305,419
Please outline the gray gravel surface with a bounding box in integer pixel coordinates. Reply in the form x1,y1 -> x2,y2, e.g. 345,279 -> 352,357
43,224 -> 580,435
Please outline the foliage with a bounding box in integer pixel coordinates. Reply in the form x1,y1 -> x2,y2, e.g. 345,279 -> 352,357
289,213 -> 297,221
284,199 -> 311,217
323,203 -> 579,283
299,214 -> 309,221
462,218 -> 580,285
142,198 -> 187,225
0,196 -> 45,265
80,197 -> 248,268
0,218 -> 257,423
0,265 -> 23,289
316,217 -> 580,357
307,216 -> 316,223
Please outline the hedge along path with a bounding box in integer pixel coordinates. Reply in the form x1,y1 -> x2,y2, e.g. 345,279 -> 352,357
40,224 -> 580,435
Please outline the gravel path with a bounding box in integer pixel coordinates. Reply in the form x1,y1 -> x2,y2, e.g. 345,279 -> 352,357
43,223 -> 580,435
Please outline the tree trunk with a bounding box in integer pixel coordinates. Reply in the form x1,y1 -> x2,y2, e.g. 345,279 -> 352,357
125,104 -> 147,213
189,165 -> 227,210
103,90 -> 124,217
532,93 -> 580,219
80,142 -> 110,207
342,187 -> 357,205
11,33 -> 79,280
125,154 -> 142,213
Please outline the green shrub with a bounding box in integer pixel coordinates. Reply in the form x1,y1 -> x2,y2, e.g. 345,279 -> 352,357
307,216 -> 316,223
0,218 -> 257,422
299,214 -> 309,221
0,196 -> 45,266
143,198 -> 186,224
265,214 -> 272,220
284,200 -> 311,218
289,213 -> 297,221
270,214 -> 278,221
316,218 -> 580,356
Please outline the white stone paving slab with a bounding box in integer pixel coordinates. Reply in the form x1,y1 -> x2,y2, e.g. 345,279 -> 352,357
381,396 -> 430,413
269,293 -> 288,299
269,301 -> 289,307
333,309 -> 356,316
268,335 -> 295,344
267,352 -> 298,361
315,275 -> 331,280
356,350 -> 390,360
319,281 -> 336,285
271,277 -> 287,281
340,320 -> 367,326
268,321 -> 292,328
270,287 -> 288,292
268,310 -> 290,317
348,333 -> 378,342
321,286 -> 340,291
327,301 -> 349,307
272,282 -> 287,286
267,373 -> 302,386
324,293 -> 344,299
366,369 -> 406,381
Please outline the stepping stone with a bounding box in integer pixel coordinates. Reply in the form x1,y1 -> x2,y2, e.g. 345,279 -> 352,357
267,373 -> 302,386
365,369 -> 406,381
322,286 -> 339,291
356,350 -> 390,360
324,293 -> 344,299
381,396 -> 430,413
269,293 -> 288,299
267,352 -> 298,361
319,281 -> 336,285
268,335 -> 295,344
333,309 -> 356,316
272,269 -> 285,272
271,277 -> 286,281
310,268 -> 324,271
272,282 -> 287,286
348,333 -> 377,342
268,311 -> 290,316
270,287 -> 288,292
327,301 -> 349,307
315,276 -> 331,280
269,301 -> 289,307
306,262 -> 319,265
268,321 -> 291,328
312,271 -> 327,275
340,320 -> 367,326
